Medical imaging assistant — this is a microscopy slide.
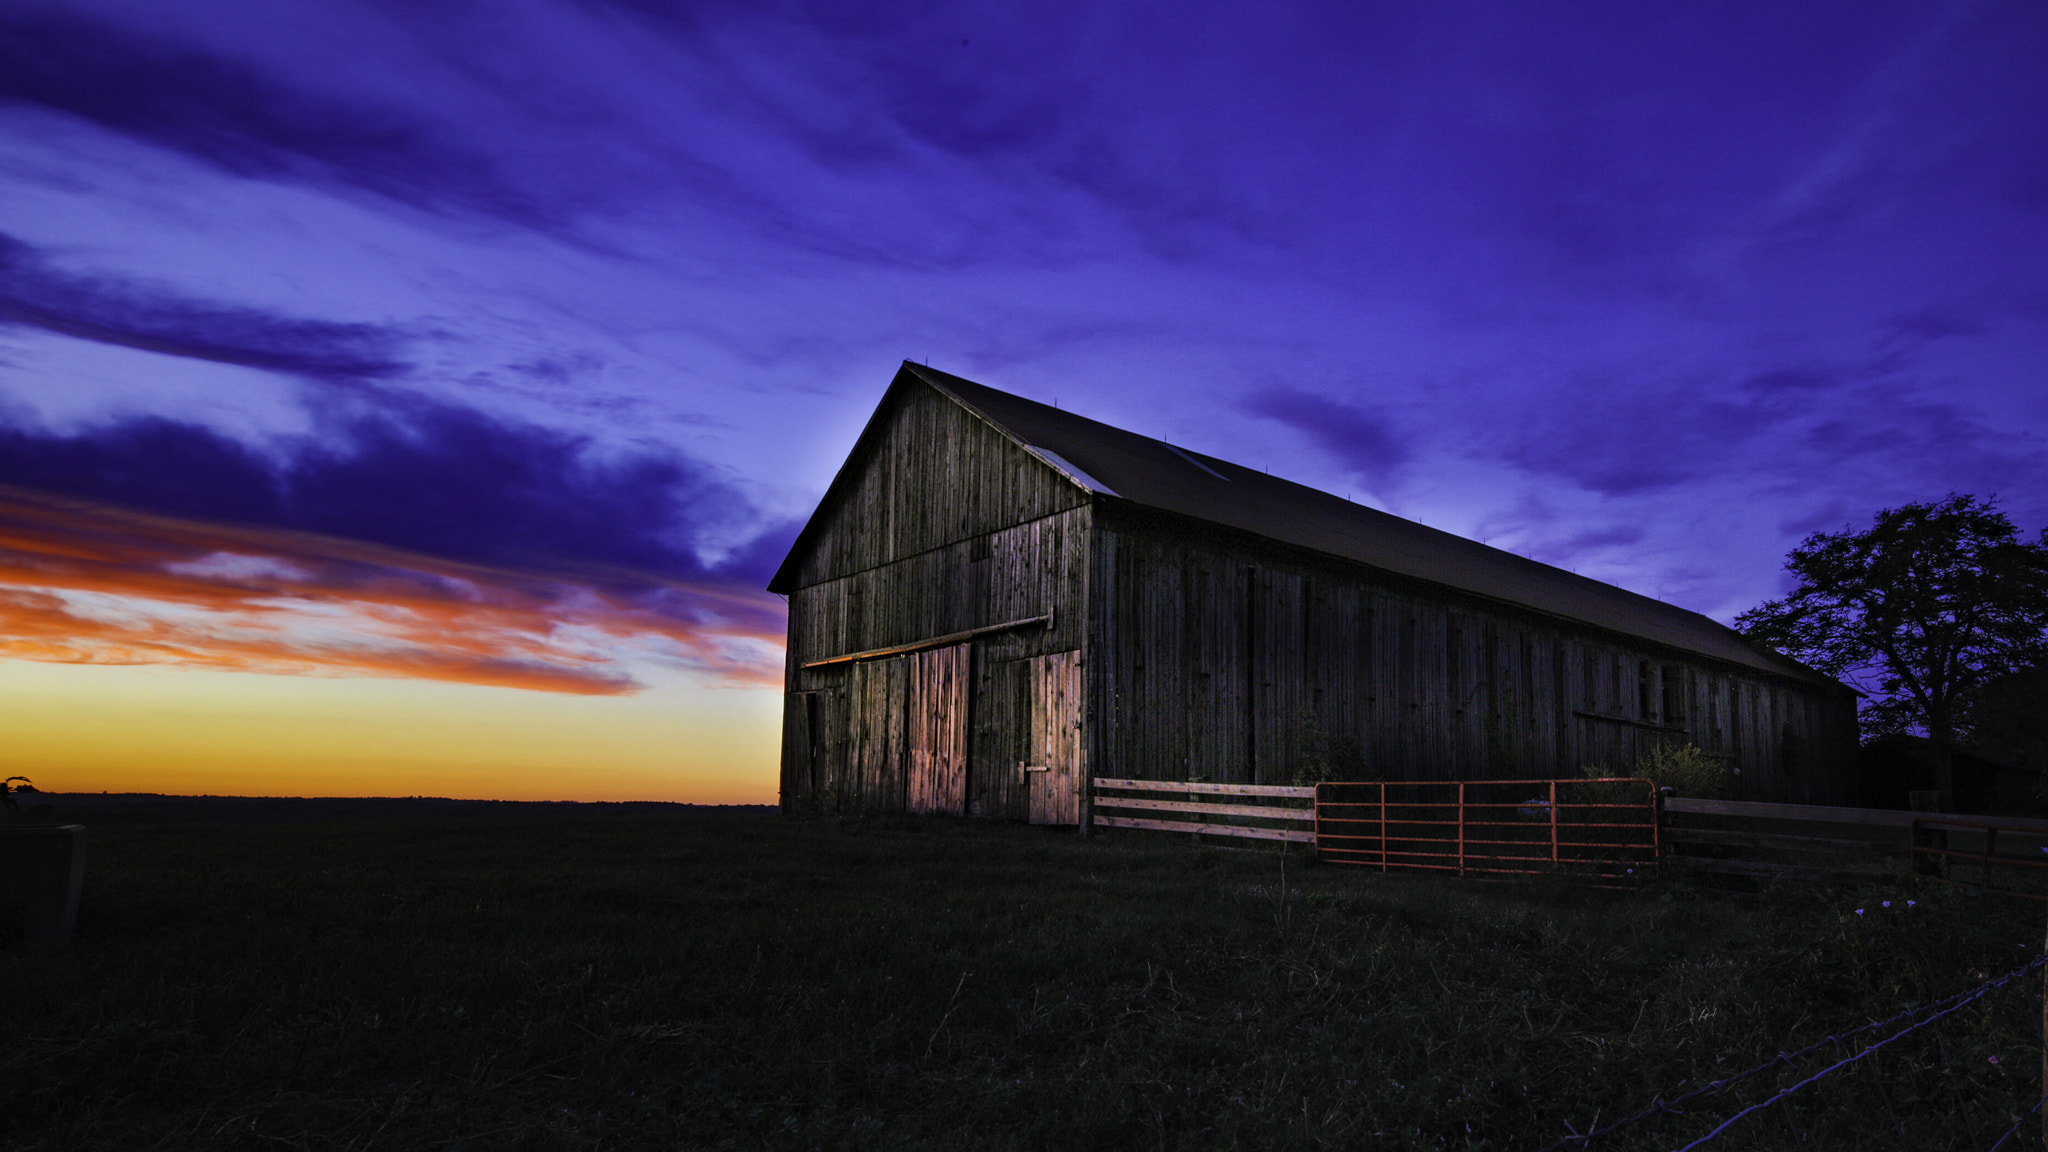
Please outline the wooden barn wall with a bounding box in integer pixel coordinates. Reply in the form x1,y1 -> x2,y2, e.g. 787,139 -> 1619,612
1091,516 -> 1856,803
781,504 -> 1092,819
788,382 -> 1086,589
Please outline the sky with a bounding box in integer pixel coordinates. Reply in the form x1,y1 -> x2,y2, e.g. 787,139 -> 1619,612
2,1 -> 2044,802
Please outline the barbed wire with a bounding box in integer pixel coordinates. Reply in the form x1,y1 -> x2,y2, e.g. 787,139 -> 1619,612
1987,1092 -> 2048,1152
1667,955 -> 2045,1150
1536,953 -> 2047,1152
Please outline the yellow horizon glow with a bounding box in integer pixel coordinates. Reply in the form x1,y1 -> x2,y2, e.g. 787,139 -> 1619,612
0,660 -> 782,804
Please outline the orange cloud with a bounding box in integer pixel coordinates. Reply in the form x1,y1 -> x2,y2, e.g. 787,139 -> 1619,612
0,485 -> 787,693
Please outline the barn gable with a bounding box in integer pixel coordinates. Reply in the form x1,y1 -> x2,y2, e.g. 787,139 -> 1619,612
772,366 -> 1102,822
768,367 -> 1090,595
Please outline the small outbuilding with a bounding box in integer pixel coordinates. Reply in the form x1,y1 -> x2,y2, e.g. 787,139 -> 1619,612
768,363 -> 1858,823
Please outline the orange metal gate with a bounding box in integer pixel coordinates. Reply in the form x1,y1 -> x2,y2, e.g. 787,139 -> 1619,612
1314,778 -> 1659,884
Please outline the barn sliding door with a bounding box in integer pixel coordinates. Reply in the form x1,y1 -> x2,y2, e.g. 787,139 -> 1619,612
849,644 -> 969,815
907,643 -> 969,815
1026,650 -> 1084,825
849,656 -> 909,812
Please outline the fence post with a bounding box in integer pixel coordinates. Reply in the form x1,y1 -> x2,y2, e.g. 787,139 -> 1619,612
1911,791 -> 1945,877
2041,906 -> 2046,1152
1457,782 -> 1467,879
1377,782 -> 1388,872
1655,786 -> 1672,876
1548,779 -> 1559,866
1312,782 -> 1322,863
1985,827 -> 1998,906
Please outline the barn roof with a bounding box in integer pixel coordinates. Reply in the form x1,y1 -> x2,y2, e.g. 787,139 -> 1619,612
775,362 -> 1839,688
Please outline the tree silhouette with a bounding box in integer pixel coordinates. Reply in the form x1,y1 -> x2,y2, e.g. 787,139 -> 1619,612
1736,494 -> 2048,810
1961,662 -> 2048,775
1,775 -> 33,814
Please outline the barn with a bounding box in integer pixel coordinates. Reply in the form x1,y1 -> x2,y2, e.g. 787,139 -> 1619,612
769,362 -> 1858,824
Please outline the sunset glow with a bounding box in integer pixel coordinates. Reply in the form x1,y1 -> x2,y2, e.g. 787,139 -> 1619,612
0,486 -> 785,801
0,659 -> 779,803
2,2 -> 2043,802
0,487 -> 783,693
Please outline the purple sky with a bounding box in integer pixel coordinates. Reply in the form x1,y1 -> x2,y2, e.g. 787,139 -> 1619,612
2,1 -> 2046,794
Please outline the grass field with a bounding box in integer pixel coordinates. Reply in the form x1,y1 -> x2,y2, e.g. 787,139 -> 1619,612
2,801 -> 2042,1150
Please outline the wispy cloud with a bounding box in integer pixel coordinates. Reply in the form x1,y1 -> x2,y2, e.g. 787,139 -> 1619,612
0,231 -> 408,382
1492,353 -> 2048,513
0,486 -> 785,692
1243,388 -> 1411,495
0,389 -> 801,584
0,8 -> 562,230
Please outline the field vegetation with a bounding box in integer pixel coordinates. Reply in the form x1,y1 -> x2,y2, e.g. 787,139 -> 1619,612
2,802 -> 2041,1150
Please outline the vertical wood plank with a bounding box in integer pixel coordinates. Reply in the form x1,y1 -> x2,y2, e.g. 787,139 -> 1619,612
906,643 -> 969,815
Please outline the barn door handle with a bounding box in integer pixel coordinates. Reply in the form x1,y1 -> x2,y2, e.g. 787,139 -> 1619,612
1021,764 -> 1051,773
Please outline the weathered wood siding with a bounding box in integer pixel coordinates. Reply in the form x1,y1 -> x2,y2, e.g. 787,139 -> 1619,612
780,379 -> 1094,819
906,644 -> 969,815
785,380 -> 1086,590
1091,511 -> 1856,803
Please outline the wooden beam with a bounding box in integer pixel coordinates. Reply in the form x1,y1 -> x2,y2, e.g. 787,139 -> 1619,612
1663,798 -> 1923,828
1669,856 -> 1897,885
803,613 -> 1052,668
1092,814 -> 1316,843
1092,778 -> 1317,799
1664,828 -> 1908,857
1905,812 -> 2048,836
1572,710 -> 1688,735
1093,797 -> 1313,822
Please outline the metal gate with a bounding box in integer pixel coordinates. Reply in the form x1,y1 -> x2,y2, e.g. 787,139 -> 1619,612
1314,778 -> 1659,884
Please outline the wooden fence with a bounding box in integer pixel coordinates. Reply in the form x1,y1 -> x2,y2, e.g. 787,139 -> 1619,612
1088,778 -> 2048,901
1660,797 -> 1913,886
1090,778 -> 1315,843
1662,797 -> 2048,900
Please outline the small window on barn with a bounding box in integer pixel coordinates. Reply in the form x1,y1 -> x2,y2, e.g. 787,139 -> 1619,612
1662,666 -> 1686,727
1583,651 -> 1600,710
1638,661 -> 1655,720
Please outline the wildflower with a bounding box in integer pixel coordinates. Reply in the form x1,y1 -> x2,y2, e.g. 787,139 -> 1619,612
1855,909 -> 1864,915
1990,1056 -> 1999,1064
1882,900 -> 1890,907
1907,900 -> 1916,907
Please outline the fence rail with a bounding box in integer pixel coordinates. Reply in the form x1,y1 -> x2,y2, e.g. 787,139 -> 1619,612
1661,797 -> 2048,900
1090,778 -> 1315,843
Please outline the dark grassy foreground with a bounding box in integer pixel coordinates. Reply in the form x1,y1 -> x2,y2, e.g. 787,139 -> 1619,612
2,804 -> 2041,1151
